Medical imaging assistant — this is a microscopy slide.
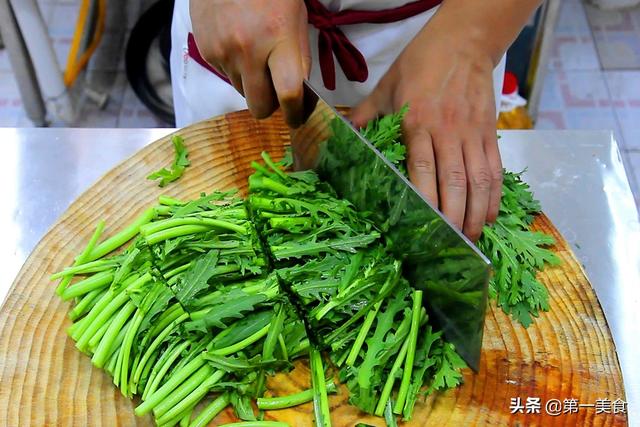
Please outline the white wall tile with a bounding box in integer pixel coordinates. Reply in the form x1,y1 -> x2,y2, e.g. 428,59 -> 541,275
0,50 -> 12,73
0,71 -> 24,127
47,4 -> 80,38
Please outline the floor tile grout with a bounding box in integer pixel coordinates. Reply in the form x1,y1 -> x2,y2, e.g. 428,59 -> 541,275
581,0 -> 603,70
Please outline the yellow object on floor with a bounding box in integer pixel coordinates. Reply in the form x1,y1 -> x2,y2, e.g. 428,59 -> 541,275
497,106 -> 533,130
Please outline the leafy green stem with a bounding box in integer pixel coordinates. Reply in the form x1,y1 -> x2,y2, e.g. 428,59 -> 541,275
256,381 -> 337,410
393,290 -> 422,414
61,270 -> 114,301
155,370 -> 224,425
210,323 -> 271,357
345,300 -> 382,367
136,354 -> 206,416
88,208 -> 157,260
56,219 -> 106,295
310,347 -> 332,427
189,393 -> 230,427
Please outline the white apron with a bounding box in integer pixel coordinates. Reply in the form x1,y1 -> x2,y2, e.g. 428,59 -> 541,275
170,0 -> 506,127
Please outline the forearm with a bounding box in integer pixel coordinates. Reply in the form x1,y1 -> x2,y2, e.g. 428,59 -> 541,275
425,0 -> 543,65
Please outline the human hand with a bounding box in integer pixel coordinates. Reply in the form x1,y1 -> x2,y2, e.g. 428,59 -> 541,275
190,0 -> 311,127
351,23 -> 503,242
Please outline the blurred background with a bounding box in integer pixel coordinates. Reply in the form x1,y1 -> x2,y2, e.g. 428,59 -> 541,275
0,0 -> 638,213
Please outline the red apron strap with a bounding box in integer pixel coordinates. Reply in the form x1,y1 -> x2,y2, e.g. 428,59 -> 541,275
187,33 -> 231,84
305,0 -> 443,89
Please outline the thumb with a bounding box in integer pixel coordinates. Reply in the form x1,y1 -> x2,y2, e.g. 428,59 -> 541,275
350,84 -> 392,129
350,96 -> 380,129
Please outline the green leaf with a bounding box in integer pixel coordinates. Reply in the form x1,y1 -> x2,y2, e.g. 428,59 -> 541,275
428,341 -> 466,392
348,286 -> 409,413
147,135 -> 190,187
191,292 -> 269,330
202,353 -> 291,374
173,249 -> 219,306
211,310 -> 273,350
230,392 -> 257,421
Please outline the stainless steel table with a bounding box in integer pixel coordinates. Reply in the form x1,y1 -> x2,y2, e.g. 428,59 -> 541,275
0,128 -> 638,423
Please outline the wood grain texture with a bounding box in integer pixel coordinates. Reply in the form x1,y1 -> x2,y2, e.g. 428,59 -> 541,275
0,110 -> 627,426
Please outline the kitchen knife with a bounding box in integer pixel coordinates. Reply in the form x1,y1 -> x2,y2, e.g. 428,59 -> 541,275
290,80 -> 491,371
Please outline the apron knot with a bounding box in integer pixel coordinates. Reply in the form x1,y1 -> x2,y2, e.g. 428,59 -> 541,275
305,0 -> 367,90
307,11 -> 334,30
304,0 -> 443,90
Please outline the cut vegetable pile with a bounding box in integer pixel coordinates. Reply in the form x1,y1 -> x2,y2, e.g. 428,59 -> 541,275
52,111 -> 559,426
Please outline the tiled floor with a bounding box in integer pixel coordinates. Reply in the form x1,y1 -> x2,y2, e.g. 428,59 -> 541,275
0,0 -> 638,210
536,0 -> 640,211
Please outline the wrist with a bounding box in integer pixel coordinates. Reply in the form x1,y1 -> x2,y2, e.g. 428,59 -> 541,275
425,0 -> 542,66
421,14 -> 502,66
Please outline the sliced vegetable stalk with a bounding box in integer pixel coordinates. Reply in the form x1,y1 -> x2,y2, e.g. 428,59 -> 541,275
310,347 -> 332,427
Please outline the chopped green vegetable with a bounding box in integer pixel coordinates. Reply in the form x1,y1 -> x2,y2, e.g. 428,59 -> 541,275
310,347 -> 332,427
217,422 -> 290,427
147,135 -> 191,187
256,380 -> 337,410
189,393 -> 230,427
478,171 -> 561,326
53,109 -> 559,427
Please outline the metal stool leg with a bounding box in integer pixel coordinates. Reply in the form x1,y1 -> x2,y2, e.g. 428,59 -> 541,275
0,0 -> 47,126
10,0 -> 76,124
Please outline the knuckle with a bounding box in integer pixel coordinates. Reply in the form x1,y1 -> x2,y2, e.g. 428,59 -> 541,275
204,41 -> 228,64
402,101 -> 436,130
411,158 -> 436,176
278,85 -> 302,105
491,169 -> 504,185
403,109 -> 422,129
470,168 -> 492,191
445,169 -> 467,190
264,13 -> 288,37
228,28 -> 251,51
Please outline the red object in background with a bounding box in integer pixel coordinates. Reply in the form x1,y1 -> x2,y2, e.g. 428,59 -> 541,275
502,71 -> 519,95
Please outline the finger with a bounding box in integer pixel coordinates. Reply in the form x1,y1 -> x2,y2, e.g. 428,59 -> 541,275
218,63 -> 244,96
351,96 -> 381,130
484,131 -> 503,224
268,39 -> 305,127
241,60 -> 278,119
351,80 -> 395,129
462,137 -> 491,241
433,134 -> 467,230
298,8 -> 312,78
405,127 -> 438,208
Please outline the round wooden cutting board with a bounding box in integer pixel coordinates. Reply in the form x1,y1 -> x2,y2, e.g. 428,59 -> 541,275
0,110 -> 627,427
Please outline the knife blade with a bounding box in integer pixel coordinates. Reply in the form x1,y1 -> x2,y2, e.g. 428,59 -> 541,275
290,80 -> 491,371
